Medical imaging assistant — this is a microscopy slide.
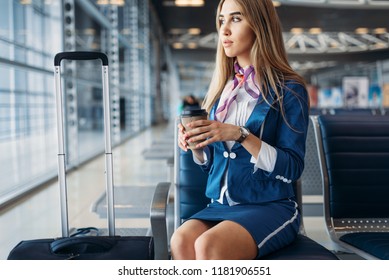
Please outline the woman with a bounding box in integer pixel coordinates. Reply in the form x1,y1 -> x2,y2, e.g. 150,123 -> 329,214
171,0 -> 309,260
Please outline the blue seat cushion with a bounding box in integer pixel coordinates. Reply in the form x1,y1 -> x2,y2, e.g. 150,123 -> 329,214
261,234 -> 338,260
340,232 -> 389,260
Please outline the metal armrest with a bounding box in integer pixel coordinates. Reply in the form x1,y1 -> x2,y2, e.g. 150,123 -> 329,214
294,179 -> 307,236
150,182 -> 171,260
166,156 -> 174,182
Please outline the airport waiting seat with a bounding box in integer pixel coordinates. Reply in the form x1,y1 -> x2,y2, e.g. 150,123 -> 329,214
150,122 -> 338,260
312,114 -> 389,260
301,108 -> 385,199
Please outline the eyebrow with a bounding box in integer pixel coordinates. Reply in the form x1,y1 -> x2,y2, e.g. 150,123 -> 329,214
219,11 -> 242,17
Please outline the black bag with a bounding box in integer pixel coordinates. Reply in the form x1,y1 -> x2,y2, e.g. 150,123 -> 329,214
8,236 -> 154,260
7,52 -> 154,260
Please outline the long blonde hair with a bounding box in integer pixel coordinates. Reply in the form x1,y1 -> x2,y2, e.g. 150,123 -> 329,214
202,0 -> 307,116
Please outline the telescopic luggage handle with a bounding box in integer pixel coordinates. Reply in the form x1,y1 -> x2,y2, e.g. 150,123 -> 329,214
54,51 -> 115,238
54,51 -> 108,66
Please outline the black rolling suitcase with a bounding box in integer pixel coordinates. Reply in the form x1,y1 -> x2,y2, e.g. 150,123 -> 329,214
7,52 -> 154,260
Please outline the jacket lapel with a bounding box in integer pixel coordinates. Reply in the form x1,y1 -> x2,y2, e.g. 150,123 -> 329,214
245,87 -> 276,136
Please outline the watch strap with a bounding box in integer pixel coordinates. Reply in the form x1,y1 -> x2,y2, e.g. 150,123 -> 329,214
237,126 -> 249,143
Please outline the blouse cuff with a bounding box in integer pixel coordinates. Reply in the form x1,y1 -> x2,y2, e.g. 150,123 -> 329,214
192,146 -> 210,166
250,141 -> 277,172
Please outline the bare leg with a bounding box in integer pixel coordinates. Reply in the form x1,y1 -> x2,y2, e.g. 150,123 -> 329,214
170,219 -> 215,260
194,220 -> 258,260
171,219 -> 258,260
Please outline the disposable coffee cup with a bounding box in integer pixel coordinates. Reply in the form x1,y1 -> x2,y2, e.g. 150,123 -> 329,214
181,109 -> 208,149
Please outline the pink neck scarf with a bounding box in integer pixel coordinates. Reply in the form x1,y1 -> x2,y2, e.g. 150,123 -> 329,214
215,62 -> 261,122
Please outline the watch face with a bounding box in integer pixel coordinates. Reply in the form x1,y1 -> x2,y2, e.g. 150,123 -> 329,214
241,126 -> 249,136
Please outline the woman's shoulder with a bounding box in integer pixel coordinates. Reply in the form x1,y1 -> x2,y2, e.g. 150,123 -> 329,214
283,80 -> 307,94
281,80 -> 309,106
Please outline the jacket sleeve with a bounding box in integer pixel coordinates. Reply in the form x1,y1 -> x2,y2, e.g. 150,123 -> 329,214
264,83 -> 309,182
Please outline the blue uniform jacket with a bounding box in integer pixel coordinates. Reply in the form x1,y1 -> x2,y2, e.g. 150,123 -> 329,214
201,82 -> 309,204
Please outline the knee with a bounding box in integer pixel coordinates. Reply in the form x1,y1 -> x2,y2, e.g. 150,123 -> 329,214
170,230 -> 186,249
170,230 -> 184,252
194,234 -> 220,260
171,230 -> 219,260
170,229 -> 194,259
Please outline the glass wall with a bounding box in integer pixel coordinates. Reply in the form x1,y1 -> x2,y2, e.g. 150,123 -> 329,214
0,0 -> 62,205
0,0 -> 175,207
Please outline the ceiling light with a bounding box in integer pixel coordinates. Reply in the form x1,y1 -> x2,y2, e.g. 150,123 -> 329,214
188,28 -> 201,35
309,28 -> 322,35
355,28 -> 369,34
172,42 -> 184,49
110,0 -> 125,6
175,0 -> 204,7
96,0 -> 125,6
291,28 -> 304,35
374,28 -> 387,35
187,42 -> 198,49
272,1 -> 281,7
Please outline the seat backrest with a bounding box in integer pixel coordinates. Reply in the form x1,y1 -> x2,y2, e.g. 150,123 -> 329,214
300,115 -> 323,196
301,108 -> 384,197
173,117 -> 210,229
312,114 -> 389,235
175,148 -> 210,225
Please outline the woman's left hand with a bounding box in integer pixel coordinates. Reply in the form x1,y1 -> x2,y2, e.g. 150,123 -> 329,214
184,119 -> 240,149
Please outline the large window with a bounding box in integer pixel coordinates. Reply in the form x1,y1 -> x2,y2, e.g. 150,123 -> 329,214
0,1 -> 61,204
0,0 -> 173,207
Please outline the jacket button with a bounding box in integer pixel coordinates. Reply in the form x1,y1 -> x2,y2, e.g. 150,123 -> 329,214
223,151 -> 229,158
229,152 -> 237,159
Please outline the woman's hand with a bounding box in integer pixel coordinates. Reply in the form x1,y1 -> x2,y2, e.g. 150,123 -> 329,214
177,122 -> 190,152
177,122 -> 206,162
178,119 -> 262,162
183,119 -> 241,149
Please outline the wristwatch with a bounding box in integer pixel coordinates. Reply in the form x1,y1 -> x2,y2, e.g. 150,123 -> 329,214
237,126 -> 250,143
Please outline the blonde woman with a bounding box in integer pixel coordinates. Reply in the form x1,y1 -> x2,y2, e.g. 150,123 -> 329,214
171,0 -> 309,260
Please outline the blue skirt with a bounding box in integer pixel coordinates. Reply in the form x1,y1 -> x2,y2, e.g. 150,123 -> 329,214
188,198 -> 301,259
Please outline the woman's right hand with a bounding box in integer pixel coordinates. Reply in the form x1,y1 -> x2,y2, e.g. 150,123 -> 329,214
177,123 -> 189,152
178,123 -> 206,163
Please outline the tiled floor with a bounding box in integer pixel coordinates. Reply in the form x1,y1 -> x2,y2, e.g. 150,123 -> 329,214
0,122 -> 362,260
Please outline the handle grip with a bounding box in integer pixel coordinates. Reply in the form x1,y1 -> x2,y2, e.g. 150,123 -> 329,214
54,51 -> 108,66
50,237 -> 116,255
